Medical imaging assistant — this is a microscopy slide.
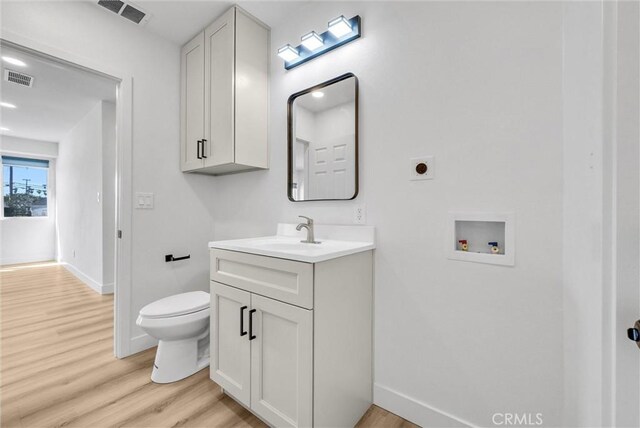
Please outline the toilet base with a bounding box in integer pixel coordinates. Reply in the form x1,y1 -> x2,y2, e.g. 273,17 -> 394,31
151,330 -> 210,384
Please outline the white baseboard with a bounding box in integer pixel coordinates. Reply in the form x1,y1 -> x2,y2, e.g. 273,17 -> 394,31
62,263 -> 113,295
102,282 -> 114,294
130,333 -> 158,355
0,254 -> 55,266
374,383 -> 475,428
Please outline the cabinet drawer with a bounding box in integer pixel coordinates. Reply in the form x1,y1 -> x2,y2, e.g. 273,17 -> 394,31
210,249 -> 313,309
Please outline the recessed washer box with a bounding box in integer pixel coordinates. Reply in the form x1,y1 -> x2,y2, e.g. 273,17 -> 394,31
447,212 -> 515,266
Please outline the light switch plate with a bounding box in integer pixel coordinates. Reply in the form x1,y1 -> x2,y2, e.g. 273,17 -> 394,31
410,156 -> 435,180
135,192 -> 154,209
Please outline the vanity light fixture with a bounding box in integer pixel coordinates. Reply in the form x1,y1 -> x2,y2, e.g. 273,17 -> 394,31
0,102 -> 16,109
301,31 -> 324,51
311,91 -> 324,98
277,44 -> 299,62
278,15 -> 361,70
1,56 -> 26,67
328,15 -> 353,38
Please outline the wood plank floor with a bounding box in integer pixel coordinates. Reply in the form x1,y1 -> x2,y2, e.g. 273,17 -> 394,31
0,262 -> 418,428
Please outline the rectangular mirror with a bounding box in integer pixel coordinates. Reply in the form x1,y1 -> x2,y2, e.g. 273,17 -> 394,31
288,73 -> 358,201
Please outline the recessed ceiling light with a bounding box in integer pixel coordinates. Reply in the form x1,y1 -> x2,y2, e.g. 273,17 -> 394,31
0,127 -> 9,131
1,56 -> 26,67
0,102 -> 17,109
328,15 -> 352,38
312,91 -> 324,98
277,44 -> 299,62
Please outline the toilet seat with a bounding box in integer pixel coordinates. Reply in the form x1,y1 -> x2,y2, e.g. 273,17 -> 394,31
139,291 -> 209,319
137,306 -> 209,329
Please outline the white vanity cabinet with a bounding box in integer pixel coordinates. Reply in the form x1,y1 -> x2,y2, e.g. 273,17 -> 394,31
180,6 -> 269,175
209,248 -> 373,428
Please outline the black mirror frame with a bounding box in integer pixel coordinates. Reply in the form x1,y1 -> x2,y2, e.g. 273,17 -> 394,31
287,72 -> 359,202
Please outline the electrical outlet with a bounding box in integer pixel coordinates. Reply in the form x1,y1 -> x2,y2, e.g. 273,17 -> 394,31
410,156 -> 435,180
354,205 -> 366,224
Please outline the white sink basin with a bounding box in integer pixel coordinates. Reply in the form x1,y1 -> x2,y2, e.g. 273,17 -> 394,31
209,224 -> 375,263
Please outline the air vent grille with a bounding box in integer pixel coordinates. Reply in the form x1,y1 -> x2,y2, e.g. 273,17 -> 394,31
4,70 -> 34,88
96,0 -> 149,25
121,5 -> 146,24
97,0 -> 124,14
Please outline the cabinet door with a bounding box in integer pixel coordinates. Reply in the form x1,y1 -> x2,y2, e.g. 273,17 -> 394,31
250,294 -> 313,428
204,7 -> 235,167
180,31 -> 205,172
210,281 -> 251,406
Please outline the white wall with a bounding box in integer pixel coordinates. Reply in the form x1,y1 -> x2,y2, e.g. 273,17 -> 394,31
0,136 -> 58,265
57,100 -> 114,293
213,1 -> 564,426
1,0 -> 215,350
562,2 -> 605,425
0,135 -> 58,158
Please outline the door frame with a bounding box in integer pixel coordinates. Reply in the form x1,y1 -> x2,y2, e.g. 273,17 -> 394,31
0,31 -> 134,358
601,0 -> 640,425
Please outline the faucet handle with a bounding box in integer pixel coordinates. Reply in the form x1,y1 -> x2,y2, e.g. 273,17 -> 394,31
298,215 -> 313,225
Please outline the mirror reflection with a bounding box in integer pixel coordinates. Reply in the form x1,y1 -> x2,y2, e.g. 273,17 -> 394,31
288,73 -> 358,201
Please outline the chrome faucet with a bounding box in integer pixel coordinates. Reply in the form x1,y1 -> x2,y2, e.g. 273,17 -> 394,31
296,216 -> 320,244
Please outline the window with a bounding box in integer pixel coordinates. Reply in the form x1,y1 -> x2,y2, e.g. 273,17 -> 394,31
2,156 -> 49,217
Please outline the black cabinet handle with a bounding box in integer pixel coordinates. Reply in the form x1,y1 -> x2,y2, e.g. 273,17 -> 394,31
196,140 -> 202,159
202,139 -> 208,158
249,309 -> 257,340
240,306 -> 248,336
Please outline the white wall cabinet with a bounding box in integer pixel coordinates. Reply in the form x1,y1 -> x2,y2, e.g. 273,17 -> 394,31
180,6 -> 269,175
210,249 -> 373,427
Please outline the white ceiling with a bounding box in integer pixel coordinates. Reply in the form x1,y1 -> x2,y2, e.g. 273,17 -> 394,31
89,1 -> 309,45
134,1 -> 235,44
0,44 -> 117,143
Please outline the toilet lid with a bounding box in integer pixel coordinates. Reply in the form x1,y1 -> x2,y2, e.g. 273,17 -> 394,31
140,291 -> 210,319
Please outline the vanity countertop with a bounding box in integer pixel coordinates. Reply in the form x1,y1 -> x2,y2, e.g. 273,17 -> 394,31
208,223 -> 375,263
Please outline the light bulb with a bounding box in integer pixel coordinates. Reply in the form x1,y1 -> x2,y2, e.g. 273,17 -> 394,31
328,15 -> 352,38
277,44 -> 299,62
301,31 -> 324,51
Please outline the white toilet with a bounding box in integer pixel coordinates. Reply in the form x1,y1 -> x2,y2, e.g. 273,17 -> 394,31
136,291 -> 210,383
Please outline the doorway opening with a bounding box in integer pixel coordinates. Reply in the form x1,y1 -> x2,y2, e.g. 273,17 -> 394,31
0,39 -> 132,358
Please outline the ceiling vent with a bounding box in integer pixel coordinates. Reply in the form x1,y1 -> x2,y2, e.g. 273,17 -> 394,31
97,1 -> 150,25
4,69 -> 34,88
